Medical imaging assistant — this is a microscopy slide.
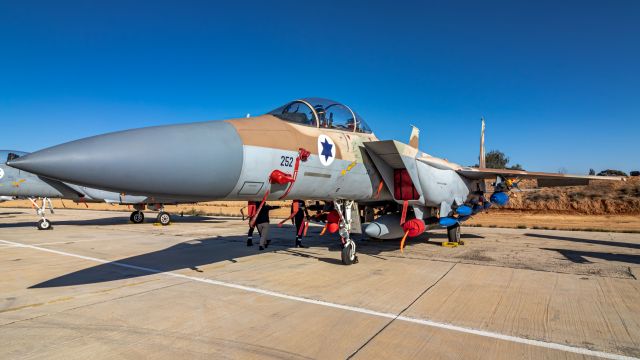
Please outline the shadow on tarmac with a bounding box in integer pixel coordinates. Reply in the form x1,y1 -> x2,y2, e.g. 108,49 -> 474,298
541,248 -> 640,265
27,219 -> 490,289
30,235 -> 254,288
29,223 -> 472,288
525,233 -> 640,250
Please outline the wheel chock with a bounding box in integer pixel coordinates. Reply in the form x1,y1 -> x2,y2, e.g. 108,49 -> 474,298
441,242 -> 459,248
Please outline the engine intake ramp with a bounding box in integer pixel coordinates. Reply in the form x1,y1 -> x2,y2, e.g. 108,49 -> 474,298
363,140 -> 424,205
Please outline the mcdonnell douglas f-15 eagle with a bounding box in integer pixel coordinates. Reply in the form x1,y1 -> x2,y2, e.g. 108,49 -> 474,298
8,98 -> 623,264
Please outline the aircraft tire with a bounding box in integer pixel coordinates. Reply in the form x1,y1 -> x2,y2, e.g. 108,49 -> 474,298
131,211 -> 144,224
157,212 -> 171,226
341,240 -> 358,265
447,223 -> 461,243
37,219 -> 52,230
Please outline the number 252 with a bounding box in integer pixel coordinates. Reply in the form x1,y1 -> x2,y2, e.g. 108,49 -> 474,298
280,156 -> 294,167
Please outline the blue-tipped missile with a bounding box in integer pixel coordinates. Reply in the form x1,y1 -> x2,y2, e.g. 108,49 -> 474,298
490,192 -> 509,206
455,205 -> 473,216
439,217 -> 458,228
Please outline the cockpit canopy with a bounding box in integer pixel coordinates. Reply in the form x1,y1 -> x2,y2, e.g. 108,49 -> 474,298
268,98 -> 372,133
0,150 -> 28,164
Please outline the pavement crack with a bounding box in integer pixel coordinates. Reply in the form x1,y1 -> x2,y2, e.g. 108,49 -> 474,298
346,263 -> 458,359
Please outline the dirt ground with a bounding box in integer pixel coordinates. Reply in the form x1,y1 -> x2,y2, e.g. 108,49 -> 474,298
467,210 -> 640,232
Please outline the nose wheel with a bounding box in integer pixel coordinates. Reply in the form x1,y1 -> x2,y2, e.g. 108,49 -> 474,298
341,239 -> 358,265
29,197 -> 54,230
130,211 -> 145,224
37,218 -> 52,230
335,199 -> 359,265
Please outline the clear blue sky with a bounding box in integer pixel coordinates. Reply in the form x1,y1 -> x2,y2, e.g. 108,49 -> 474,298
1,0 -> 638,174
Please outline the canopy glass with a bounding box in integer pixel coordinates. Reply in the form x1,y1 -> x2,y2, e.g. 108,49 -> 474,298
268,98 -> 372,133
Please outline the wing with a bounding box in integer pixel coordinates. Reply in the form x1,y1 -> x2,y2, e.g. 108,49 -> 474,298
457,167 -> 625,187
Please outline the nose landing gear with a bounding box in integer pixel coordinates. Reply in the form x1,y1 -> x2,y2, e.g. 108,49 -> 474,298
335,199 -> 359,265
29,197 -> 54,230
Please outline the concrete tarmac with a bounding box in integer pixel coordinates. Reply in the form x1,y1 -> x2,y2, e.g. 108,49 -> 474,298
1,208 -> 639,359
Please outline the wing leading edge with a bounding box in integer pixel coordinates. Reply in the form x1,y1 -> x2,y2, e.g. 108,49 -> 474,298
457,167 -> 625,187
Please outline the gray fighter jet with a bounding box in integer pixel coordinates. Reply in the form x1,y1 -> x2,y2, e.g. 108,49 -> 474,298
8,98 -> 624,264
1,150 -> 188,229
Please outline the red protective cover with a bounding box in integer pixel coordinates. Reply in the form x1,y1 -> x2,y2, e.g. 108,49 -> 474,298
394,169 -> 420,200
269,170 -> 295,184
247,202 -> 257,217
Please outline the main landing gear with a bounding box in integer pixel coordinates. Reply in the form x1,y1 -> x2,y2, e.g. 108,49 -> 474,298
447,223 -> 461,243
130,211 -> 144,224
129,204 -> 171,226
29,197 -> 54,230
442,223 -> 464,247
156,211 -> 171,226
335,199 -> 358,265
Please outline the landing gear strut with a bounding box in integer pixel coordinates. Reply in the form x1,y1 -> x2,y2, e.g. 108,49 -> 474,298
447,223 -> 461,243
29,197 -> 54,230
335,199 -> 358,265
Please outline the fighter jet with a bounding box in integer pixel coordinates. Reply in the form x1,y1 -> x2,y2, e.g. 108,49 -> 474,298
8,98 -> 624,264
0,150 -> 192,229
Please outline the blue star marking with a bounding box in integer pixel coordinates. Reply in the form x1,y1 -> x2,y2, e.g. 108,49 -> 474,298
320,138 -> 333,161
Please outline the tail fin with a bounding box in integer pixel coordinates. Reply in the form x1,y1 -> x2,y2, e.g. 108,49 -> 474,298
479,117 -> 486,168
409,125 -> 419,148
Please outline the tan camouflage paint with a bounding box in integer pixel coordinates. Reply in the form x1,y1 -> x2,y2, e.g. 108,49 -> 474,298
226,115 -> 378,162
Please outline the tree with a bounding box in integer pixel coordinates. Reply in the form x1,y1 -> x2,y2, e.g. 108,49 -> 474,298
485,150 -> 509,169
597,169 -> 628,177
589,168 -> 596,175
475,150 -> 525,170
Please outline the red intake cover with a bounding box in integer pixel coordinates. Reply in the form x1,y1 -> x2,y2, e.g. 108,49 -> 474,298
402,218 -> 425,237
394,169 -> 420,200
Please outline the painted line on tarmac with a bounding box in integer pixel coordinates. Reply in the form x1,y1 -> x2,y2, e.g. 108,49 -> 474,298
1,239 -> 636,360
32,239 -> 108,246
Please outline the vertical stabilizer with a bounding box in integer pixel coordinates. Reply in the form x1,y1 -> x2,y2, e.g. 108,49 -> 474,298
479,117 -> 486,168
409,125 -> 420,148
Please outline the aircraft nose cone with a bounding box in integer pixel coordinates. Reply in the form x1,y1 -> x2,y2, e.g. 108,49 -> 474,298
8,121 -> 243,200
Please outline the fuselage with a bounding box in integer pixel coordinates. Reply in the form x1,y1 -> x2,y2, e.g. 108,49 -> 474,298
6,98 -> 480,212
